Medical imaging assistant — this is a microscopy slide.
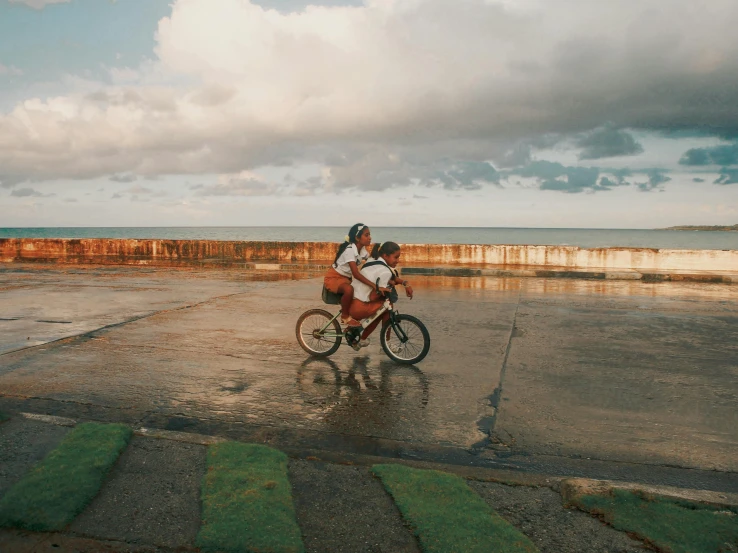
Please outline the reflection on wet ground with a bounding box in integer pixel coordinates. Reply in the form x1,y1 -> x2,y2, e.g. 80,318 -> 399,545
1,264 -> 737,479
296,356 -> 430,437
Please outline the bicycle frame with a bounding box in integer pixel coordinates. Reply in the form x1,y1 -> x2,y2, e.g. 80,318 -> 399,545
317,298 -> 410,344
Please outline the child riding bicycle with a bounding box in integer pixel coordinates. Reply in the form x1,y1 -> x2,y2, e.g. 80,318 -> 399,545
347,241 -> 413,348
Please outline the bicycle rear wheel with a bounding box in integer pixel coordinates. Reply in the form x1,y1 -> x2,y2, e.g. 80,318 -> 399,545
381,314 -> 430,364
296,309 -> 342,357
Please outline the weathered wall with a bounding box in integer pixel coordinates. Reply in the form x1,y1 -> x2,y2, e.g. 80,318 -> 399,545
1,238 -> 737,272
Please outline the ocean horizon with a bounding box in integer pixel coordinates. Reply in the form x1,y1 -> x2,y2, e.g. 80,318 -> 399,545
1,226 -> 737,251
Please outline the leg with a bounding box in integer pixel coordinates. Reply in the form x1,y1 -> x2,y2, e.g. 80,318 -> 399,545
338,283 -> 354,321
361,311 -> 389,340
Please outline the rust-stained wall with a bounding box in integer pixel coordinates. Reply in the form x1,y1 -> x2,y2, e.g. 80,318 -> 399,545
1,238 -> 737,272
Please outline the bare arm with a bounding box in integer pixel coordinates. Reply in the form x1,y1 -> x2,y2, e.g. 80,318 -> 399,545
348,261 -> 376,288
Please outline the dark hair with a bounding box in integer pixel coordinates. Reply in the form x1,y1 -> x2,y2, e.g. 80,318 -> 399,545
369,241 -> 400,260
333,223 -> 369,265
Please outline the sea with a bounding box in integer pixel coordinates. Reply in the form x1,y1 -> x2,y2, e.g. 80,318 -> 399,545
1,227 -> 737,250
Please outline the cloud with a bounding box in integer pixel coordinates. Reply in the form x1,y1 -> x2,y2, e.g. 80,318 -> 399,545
109,173 -> 138,183
0,63 -> 24,76
505,161 -> 671,193
0,175 -> 26,189
10,187 -> 47,197
693,177 -> 705,182
2,0 -> 738,187
576,125 -> 644,160
636,170 -> 671,192
194,172 -> 279,196
679,143 -> 738,166
127,185 -> 154,194
511,161 -> 612,193
715,168 -> 738,185
7,0 -> 70,9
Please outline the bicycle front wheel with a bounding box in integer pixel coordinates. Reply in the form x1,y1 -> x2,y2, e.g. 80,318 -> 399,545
296,309 -> 342,357
381,314 -> 430,364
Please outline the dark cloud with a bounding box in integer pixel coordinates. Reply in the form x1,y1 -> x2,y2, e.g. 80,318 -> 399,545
514,161 -> 610,193
10,187 -> 45,197
506,162 -> 669,193
512,161 -> 604,193
636,170 -> 671,192
109,173 -> 138,183
598,177 -> 617,189
692,177 -> 705,183
516,160 -> 567,181
431,161 -> 499,190
679,143 -> 738,166
715,169 -> 738,185
576,126 -> 644,160
0,175 -> 26,189
540,167 -> 602,193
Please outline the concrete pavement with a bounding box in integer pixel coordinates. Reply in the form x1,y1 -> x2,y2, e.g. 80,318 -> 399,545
2,264 -> 738,551
1,264 -> 737,487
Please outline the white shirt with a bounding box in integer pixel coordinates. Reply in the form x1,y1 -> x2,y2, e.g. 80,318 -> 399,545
333,243 -> 369,277
352,258 -> 394,302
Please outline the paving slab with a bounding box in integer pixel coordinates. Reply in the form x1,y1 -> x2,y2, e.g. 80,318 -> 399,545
495,280 -> 738,472
467,480 -> 645,553
0,265 -> 267,354
288,459 -> 419,553
0,417 -> 70,498
70,436 -> 206,549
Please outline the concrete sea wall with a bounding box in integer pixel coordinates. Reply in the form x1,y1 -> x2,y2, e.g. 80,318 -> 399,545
1,238 -> 737,273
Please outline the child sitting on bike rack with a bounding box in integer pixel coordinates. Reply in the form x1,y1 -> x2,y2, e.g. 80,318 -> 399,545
323,223 -> 376,326
347,241 -> 414,348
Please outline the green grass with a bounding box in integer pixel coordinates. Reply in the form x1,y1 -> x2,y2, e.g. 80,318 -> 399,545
0,411 -> 9,423
197,442 -> 304,553
372,464 -> 538,553
573,489 -> 738,553
0,422 -> 132,531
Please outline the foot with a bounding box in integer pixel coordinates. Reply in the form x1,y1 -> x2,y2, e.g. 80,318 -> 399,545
341,316 -> 361,327
359,338 -> 371,348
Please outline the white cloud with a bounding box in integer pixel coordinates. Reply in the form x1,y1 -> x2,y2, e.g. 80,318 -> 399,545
0,63 -> 24,76
1,0 -> 738,189
8,0 -> 70,9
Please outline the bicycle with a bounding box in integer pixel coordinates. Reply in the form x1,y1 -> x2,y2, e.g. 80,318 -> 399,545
296,284 -> 431,365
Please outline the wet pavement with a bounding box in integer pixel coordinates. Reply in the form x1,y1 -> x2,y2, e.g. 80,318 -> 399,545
1,264 -> 737,491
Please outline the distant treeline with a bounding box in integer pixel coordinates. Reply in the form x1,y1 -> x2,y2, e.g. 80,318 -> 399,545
661,224 -> 738,231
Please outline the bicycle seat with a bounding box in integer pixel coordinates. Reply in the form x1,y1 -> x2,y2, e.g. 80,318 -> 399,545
322,285 -> 342,305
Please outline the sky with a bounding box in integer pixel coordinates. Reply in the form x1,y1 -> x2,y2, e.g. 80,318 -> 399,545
1,0 -> 737,229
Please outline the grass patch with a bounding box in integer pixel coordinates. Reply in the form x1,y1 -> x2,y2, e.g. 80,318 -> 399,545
0,422 -> 132,531
197,442 -> 304,553
0,411 -> 9,423
372,463 -> 538,553
573,489 -> 738,553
